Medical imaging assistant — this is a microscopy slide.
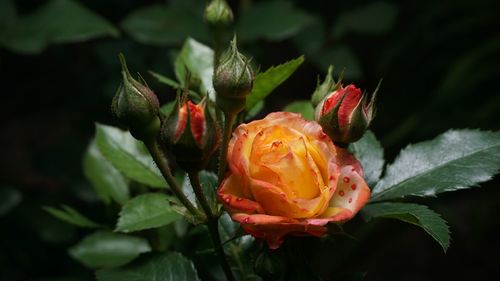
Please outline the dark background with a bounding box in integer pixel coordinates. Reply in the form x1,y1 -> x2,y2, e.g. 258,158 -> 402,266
1,0 -> 499,280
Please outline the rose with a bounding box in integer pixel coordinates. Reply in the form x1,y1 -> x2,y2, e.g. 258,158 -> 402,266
218,112 -> 371,248
315,84 -> 375,144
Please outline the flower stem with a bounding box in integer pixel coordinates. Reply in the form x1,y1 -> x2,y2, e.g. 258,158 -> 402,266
145,139 -> 204,219
188,172 -> 235,281
217,112 -> 236,184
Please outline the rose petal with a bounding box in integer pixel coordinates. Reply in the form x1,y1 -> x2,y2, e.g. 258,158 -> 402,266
218,173 -> 265,214
232,213 -> 327,249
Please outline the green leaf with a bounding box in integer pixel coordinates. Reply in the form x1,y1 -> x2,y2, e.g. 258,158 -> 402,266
246,100 -> 264,120
83,140 -> 129,205
121,4 -> 208,46
116,193 -> 181,233
181,171 -> 218,211
236,0 -> 313,41
246,56 -> 304,111
0,0 -> 16,29
311,45 -> 362,80
96,252 -> 200,281
349,131 -> 384,187
0,186 -> 22,217
372,130 -> 500,202
149,71 -> 181,89
332,2 -> 398,38
160,101 -> 176,117
0,0 -> 119,54
283,100 -> 314,121
95,124 -> 166,188
174,38 -> 214,98
44,205 -> 103,228
362,202 -> 450,252
69,231 -> 151,269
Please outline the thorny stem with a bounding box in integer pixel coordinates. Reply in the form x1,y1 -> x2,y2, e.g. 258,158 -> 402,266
145,139 -> 204,219
217,112 -> 236,184
188,171 -> 236,281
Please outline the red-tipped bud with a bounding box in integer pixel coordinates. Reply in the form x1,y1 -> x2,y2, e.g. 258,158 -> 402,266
315,83 -> 379,144
161,97 -> 221,171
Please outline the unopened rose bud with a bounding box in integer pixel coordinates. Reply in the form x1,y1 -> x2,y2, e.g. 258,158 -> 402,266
213,36 -> 254,114
315,83 -> 378,144
161,97 -> 221,171
311,65 -> 341,108
112,53 -> 160,141
204,0 -> 233,29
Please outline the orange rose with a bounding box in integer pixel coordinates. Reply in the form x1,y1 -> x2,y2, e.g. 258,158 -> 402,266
218,112 -> 371,249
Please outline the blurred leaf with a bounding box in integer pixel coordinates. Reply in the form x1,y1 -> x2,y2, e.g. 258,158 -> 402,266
312,46 -> 362,80
362,202 -> 450,252
246,56 -> 304,111
116,193 -> 181,233
246,100 -> 264,120
236,0 -> 313,41
332,2 -> 398,38
69,231 -> 151,269
349,131 -> 385,187
292,17 -> 325,56
0,186 -> 22,217
283,100 -> 314,120
372,130 -> 500,202
0,0 -> 16,29
96,252 -> 200,281
149,71 -> 181,89
182,171 -> 218,211
160,101 -> 176,117
121,4 -> 208,46
175,38 -> 214,98
43,205 -> 103,228
95,124 -> 166,188
0,0 -> 119,54
83,140 -> 129,205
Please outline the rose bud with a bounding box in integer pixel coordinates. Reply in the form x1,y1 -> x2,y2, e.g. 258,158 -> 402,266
204,0 -> 234,29
218,112 -> 371,249
161,96 -> 221,171
311,65 -> 340,108
315,83 -> 378,144
213,36 -> 254,114
112,53 -> 160,141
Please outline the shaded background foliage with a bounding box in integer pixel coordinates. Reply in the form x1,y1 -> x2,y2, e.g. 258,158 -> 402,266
0,0 -> 499,280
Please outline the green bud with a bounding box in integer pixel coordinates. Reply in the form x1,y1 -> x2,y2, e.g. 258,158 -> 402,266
311,65 -> 342,107
112,54 -> 160,141
204,0 -> 234,29
214,36 -> 254,114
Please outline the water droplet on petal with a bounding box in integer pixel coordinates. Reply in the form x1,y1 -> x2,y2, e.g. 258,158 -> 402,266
348,198 -> 352,203
236,197 -> 243,201
351,184 -> 357,190
224,197 -> 230,203
243,217 -> 250,223
343,177 -> 350,183
339,190 -> 345,196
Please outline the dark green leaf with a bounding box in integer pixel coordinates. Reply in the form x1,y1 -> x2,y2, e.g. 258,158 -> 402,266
181,171 -> 218,211
311,45 -> 362,80
372,130 -> 500,202
0,0 -> 119,54
174,38 -> 214,98
160,101 -> 176,117
283,100 -> 314,121
349,131 -> 384,187
44,205 -> 103,228
0,0 -> 16,29
121,4 -> 208,46
83,140 -> 129,205
0,186 -> 22,217
95,124 -> 166,188
69,231 -> 151,268
246,56 -> 304,111
149,71 -> 181,89
116,193 -> 181,233
332,2 -> 398,38
246,100 -> 264,120
236,0 -> 313,41
362,202 -> 450,251
96,252 -> 200,281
